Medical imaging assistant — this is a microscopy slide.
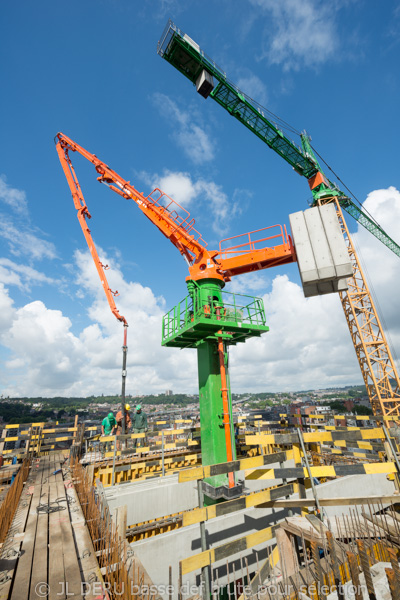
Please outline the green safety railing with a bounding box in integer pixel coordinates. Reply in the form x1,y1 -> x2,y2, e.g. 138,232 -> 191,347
162,287 -> 268,346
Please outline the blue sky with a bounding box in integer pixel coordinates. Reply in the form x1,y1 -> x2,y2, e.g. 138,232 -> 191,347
1,0 -> 400,397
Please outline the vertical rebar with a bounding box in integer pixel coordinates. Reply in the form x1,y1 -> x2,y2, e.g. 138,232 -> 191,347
326,530 -> 345,600
245,556 -> 251,598
162,431 -> 165,477
112,434 -> 117,486
197,480 -> 211,598
301,533 -> 312,598
311,537 -> 327,600
347,552 -> 363,600
233,562 -> 238,600
226,560 -> 231,600
356,539 -> 376,600
297,429 -> 322,520
388,547 -> 400,588
385,568 -> 400,600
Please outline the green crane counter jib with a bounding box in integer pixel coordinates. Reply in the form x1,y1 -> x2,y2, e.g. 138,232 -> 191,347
162,279 -> 269,502
157,21 -> 400,259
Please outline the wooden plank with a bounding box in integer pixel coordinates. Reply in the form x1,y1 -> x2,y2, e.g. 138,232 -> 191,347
282,515 -> 376,540
254,494 -> 400,508
0,473 -> 34,600
29,456 -> 50,600
56,474 -> 83,599
67,484 -> 106,600
48,458 -> 67,600
10,456 -> 47,600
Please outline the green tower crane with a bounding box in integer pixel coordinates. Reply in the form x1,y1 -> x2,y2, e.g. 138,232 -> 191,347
157,21 -> 400,419
157,20 -> 400,259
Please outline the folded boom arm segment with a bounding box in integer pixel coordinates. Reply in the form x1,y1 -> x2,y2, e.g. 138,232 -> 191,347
55,133 -> 296,286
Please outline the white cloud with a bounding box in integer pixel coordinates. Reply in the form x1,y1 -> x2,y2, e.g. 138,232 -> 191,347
0,258 -> 57,291
350,187 -> 400,343
228,187 -> 400,391
249,0 -> 340,71
230,274 -> 357,391
0,188 -> 399,397
0,175 -> 28,215
138,169 -> 243,236
151,171 -> 198,207
0,283 -> 15,335
236,73 -> 268,105
0,217 -> 57,260
0,247 -> 196,397
152,93 -> 215,164
227,271 -> 271,294
0,177 -> 57,261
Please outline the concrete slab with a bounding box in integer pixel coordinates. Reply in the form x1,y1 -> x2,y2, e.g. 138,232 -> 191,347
319,204 -> 353,279
304,207 -> 336,281
289,211 -> 319,284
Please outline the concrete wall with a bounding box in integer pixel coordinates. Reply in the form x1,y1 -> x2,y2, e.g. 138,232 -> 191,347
105,466 -> 396,598
131,503 -> 283,597
105,474 -> 199,525
104,459 -> 295,526
105,457 -> 294,597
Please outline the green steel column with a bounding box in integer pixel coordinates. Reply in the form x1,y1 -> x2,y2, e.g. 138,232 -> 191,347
197,340 -> 236,493
191,278 -> 237,501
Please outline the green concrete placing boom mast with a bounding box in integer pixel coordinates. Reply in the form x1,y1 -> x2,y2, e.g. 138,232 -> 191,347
55,132 -> 297,503
157,20 -> 400,419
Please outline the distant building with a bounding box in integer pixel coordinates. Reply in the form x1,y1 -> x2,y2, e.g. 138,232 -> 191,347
355,398 -> 371,408
315,405 -> 330,414
165,390 -> 173,396
344,399 -> 355,412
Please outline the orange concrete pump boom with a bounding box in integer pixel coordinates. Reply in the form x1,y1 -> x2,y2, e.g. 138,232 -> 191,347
55,135 -> 128,327
55,133 -> 296,289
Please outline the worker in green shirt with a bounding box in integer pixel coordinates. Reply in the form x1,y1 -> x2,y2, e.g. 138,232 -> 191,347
101,412 -> 117,435
132,405 -> 148,449
101,412 -> 117,453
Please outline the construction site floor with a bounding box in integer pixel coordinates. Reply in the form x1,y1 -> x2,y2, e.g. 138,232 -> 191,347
0,452 -> 103,600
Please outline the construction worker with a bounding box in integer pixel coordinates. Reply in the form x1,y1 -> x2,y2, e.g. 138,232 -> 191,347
132,405 -> 148,449
101,412 -> 117,436
115,404 -> 132,450
101,412 -> 117,453
115,404 -> 132,434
